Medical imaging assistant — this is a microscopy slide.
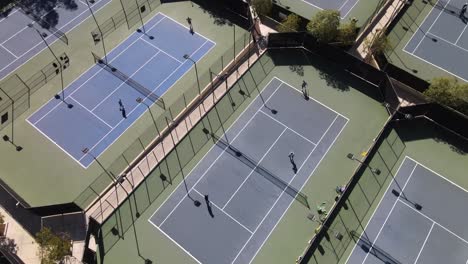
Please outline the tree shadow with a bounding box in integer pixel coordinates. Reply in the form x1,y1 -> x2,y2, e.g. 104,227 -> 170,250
268,48 -> 383,99
17,0 -> 79,28
397,118 -> 468,155
0,237 -> 18,254
289,65 -> 304,77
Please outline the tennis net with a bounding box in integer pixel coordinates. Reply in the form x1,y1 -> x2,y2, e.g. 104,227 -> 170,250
210,131 -> 310,209
92,52 -> 165,110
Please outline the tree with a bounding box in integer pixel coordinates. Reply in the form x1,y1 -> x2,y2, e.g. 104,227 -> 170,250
252,0 -> 272,16
306,10 -> 340,43
364,32 -> 391,56
36,227 -> 71,264
424,77 -> 468,114
338,18 -> 358,45
277,14 -> 301,32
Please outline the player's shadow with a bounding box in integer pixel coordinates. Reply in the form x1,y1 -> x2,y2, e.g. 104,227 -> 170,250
350,230 -> 402,264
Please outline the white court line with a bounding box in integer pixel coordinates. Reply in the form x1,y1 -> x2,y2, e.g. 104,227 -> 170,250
274,77 -> 349,121
0,9 -> 19,24
25,118 -> 85,166
144,39 -> 209,97
80,41 -> 206,162
343,157 -> 415,264
26,14 -> 166,125
413,222 -> 435,264
158,81 -> 284,227
259,110 -> 317,145
0,44 -> 18,58
192,188 -> 254,234
0,0 -> 111,81
338,0 -> 352,11
402,0 -> 442,54
361,162 -> 418,263
147,77 -> 281,221
248,113 -> 346,264
455,23 -> 468,45
68,96 -> 113,129
77,31 -> 216,166
406,156 -> 468,194
234,118 -> 330,264
78,39 -> 212,163
298,0 -> 359,19
412,0 -> 451,54
160,12 -> 216,47
398,200 -> 468,246
221,127 -> 288,210
30,33 -> 150,127
402,48 -> 468,83
90,49 -> 162,112
341,0 -> 361,19
147,219 -> 203,264
140,38 -> 184,63
427,32 -> 468,53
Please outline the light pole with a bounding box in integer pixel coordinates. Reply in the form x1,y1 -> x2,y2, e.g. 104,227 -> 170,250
165,117 -> 201,207
210,71 -> 235,107
183,54 -> 201,95
307,213 -> 343,241
382,102 -> 413,120
136,97 -> 159,136
347,153 -> 381,175
28,24 -> 73,109
0,90 -> 22,151
85,0 -> 109,64
134,0 -> 154,39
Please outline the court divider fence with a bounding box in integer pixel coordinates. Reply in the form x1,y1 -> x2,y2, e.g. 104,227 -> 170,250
378,0 -> 431,92
297,116 -> 406,264
86,49 -> 274,256
74,28 -> 255,211
0,52 -> 70,132
91,0 -> 161,44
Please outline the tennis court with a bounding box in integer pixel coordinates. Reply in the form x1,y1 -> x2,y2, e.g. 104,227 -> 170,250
302,0 -> 360,18
0,0 -> 110,81
150,77 -> 348,264
27,12 -> 215,168
346,156 -> 468,264
404,0 -> 468,81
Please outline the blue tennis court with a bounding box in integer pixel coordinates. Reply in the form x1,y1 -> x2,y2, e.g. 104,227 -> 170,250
150,77 -> 348,264
28,12 -> 215,168
0,0 -> 110,81
404,0 -> 468,81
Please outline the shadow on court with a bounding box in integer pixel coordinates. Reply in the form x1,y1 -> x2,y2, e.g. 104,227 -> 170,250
350,230 -> 402,264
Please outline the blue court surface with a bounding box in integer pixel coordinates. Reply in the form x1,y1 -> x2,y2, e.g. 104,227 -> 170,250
28,12 -> 215,168
404,0 -> 468,81
346,157 -> 468,264
0,0 -> 110,81
150,77 -> 348,264
302,0 -> 360,18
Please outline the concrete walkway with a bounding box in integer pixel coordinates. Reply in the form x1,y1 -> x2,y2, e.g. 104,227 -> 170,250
0,206 -> 40,264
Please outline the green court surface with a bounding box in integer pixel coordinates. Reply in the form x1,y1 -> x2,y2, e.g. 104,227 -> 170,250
302,116 -> 468,264
96,49 -> 390,263
0,0 -> 247,207
385,0 -> 468,83
277,0 -> 383,28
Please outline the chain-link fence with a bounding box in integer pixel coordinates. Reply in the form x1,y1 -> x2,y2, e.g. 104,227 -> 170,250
0,52 -> 69,132
299,121 -> 406,264
90,51 -> 273,255
74,30 -> 256,211
91,0 -> 161,44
